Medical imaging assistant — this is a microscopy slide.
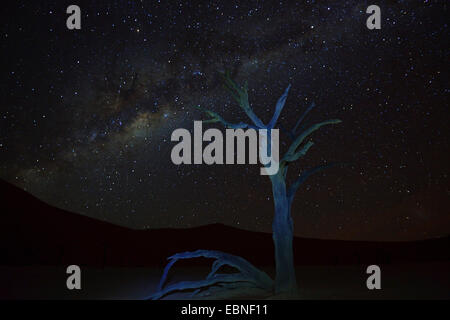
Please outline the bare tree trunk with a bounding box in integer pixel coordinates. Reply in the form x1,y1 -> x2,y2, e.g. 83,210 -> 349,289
271,174 -> 298,295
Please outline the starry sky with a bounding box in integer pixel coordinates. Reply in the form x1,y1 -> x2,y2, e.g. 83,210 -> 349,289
1,0 -> 448,241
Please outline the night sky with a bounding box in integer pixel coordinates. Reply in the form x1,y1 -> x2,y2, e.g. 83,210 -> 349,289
1,1 -> 448,241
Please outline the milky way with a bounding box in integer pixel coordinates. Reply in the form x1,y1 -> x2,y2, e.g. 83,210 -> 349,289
1,1 -> 448,240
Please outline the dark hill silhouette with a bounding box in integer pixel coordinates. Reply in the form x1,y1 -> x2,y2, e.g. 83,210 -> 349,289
0,179 -> 448,268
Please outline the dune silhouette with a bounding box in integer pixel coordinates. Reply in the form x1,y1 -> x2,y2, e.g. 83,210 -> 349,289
0,179 -> 448,269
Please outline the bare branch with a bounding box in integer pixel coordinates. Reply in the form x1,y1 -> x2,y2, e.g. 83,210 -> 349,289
282,141 -> 314,163
292,102 -> 315,134
157,250 -> 273,292
284,119 -> 342,162
149,274 -> 253,300
268,84 -> 292,129
221,72 -> 265,128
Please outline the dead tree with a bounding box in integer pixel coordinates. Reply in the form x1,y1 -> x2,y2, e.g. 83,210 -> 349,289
149,72 -> 342,299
